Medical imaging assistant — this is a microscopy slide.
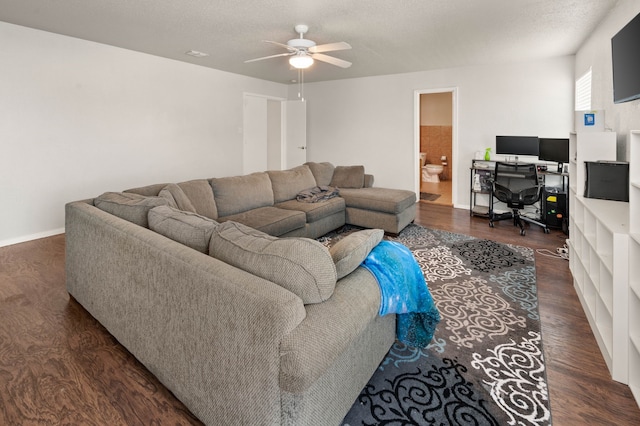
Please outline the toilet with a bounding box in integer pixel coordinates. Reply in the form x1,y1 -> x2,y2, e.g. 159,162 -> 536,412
420,152 -> 444,183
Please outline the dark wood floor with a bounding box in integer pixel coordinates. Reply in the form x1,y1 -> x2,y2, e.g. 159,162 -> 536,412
1,202 -> 639,425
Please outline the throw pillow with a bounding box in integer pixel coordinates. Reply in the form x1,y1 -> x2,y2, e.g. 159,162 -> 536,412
177,179 -> 218,219
158,183 -> 197,212
304,162 -> 335,187
209,221 -> 336,304
267,165 -> 317,203
94,192 -> 168,228
329,165 -> 365,189
124,183 -> 169,197
329,229 -> 384,279
148,205 -> 219,253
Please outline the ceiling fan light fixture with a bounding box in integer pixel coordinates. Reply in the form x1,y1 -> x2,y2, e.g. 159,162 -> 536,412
289,54 -> 314,69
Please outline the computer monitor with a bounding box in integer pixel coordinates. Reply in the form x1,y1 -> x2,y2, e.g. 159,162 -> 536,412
495,136 -> 539,156
538,138 -> 569,172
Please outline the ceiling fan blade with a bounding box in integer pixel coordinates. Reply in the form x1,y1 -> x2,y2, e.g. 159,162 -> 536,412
309,42 -> 351,53
312,53 -> 352,68
263,40 -> 296,51
244,52 -> 293,63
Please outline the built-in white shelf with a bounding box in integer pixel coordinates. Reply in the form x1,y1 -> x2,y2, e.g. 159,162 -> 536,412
628,130 -> 640,407
568,131 -> 631,385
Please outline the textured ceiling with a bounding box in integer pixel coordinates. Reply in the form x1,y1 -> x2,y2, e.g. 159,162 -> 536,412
0,0 -> 618,84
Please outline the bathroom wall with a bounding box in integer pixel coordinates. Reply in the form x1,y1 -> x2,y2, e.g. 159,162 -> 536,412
420,92 -> 452,177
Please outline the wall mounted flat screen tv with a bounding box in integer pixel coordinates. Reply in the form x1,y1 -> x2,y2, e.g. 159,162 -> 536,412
538,138 -> 570,164
495,136 -> 539,156
612,12 -> 640,104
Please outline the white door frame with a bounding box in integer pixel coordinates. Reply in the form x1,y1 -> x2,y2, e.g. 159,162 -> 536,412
413,87 -> 459,206
243,92 -> 287,172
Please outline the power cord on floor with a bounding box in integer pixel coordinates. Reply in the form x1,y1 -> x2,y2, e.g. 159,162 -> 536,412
536,243 -> 569,260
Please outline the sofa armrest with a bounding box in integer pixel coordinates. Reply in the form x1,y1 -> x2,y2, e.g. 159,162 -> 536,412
364,174 -> 374,187
65,201 -> 306,425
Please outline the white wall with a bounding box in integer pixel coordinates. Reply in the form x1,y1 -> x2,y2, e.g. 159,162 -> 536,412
0,22 -> 287,246
267,100 -> 282,170
302,56 -> 574,208
575,0 -> 640,160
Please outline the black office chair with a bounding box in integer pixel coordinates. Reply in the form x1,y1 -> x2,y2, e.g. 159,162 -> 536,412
489,162 -> 549,236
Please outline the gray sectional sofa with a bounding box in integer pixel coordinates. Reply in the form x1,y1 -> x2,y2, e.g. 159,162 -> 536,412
65,162 -> 416,425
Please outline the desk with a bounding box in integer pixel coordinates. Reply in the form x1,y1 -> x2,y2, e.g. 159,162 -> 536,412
469,160 -> 493,217
538,169 -> 569,192
469,160 -> 570,231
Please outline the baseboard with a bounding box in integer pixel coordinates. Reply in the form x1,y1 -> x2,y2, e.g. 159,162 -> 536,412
0,228 -> 65,248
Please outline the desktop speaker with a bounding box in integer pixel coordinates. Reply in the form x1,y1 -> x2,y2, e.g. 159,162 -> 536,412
584,161 -> 629,202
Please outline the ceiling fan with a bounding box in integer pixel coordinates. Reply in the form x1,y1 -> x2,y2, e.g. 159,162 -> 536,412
245,24 -> 352,69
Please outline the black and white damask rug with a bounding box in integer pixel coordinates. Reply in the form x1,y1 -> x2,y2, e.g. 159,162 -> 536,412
320,224 -> 551,426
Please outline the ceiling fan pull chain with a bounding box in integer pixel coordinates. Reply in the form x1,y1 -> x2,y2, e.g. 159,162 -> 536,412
298,68 -> 305,101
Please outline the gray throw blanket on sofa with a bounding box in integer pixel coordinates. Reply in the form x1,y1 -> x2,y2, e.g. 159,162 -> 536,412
296,186 -> 340,203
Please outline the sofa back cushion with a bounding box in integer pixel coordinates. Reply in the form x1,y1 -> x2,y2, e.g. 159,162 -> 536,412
267,165 -> 317,203
177,179 -> 218,219
148,205 -> 218,253
330,165 -> 365,189
209,221 -> 336,304
304,162 -> 335,187
210,172 -> 274,217
94,192 -> 168,228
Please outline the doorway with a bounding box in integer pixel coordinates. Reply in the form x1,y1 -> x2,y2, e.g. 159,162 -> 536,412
414,88 -> 457,207
243,94 -> 307,174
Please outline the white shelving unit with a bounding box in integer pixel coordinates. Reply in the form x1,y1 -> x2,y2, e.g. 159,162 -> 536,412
568,131 -> 631,384
628,130 -> 640,406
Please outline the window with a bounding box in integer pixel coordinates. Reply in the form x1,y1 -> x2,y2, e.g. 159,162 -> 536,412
575,68 -> 592,111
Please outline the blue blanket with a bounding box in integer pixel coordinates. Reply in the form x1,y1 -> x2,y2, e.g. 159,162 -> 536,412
361,241 -> 440,348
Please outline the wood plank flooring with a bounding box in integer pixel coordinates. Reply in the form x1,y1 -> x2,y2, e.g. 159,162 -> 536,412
1,202 -> 639,425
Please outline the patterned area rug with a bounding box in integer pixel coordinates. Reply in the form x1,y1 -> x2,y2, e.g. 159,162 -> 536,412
319,224 -> 551,426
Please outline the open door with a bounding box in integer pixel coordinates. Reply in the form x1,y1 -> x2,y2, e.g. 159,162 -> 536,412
243,95 -> 306,173
284,100 -> 307,168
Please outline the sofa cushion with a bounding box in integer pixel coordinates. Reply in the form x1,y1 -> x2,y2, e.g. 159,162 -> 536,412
330,165 -> 365,189
94,192 -> 168,228
148,205 -> 218,253
364,174 -> 375,188
158,183 -> 197,213
275,197 -> 345,223
178,179 -> 218,219
304,162 -> 335,187
217,206 -> 305,237
339,187 -> 416,214
267,165 -> 317,203
210,172 -> 274,217
124,183 -> 168,197
329,229 -> 384,279
209,221 -> 336,304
